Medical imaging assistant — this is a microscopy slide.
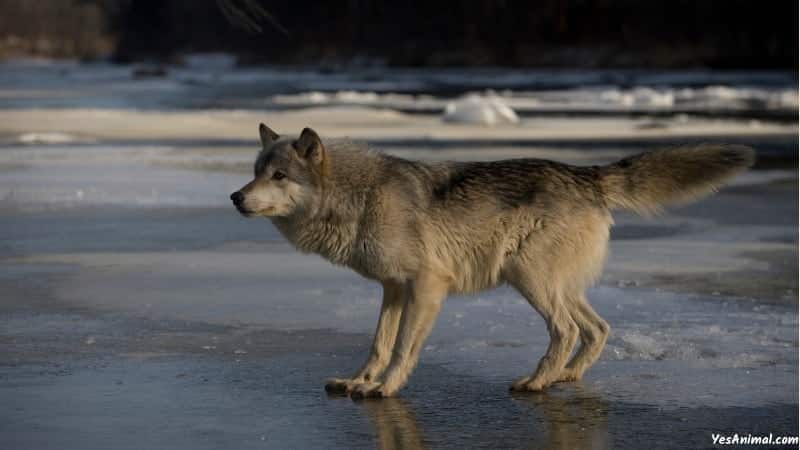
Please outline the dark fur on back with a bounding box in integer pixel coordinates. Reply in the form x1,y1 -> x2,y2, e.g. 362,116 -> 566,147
432,159 -> 604,209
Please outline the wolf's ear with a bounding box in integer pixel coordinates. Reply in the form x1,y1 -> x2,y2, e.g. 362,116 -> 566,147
294,127 -> 325,165
259,123 -> 279,147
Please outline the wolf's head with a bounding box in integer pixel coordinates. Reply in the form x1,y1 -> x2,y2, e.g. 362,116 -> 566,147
230,124 -> 327,218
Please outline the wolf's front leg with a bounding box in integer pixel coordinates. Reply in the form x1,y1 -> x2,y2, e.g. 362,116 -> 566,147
351,274 -> 448,400
325,281 -> 406,394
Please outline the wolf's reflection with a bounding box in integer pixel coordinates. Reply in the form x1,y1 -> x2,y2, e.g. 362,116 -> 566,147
360,398 -> 426,450
514,386 -> 610,450
356,385 -> 609,450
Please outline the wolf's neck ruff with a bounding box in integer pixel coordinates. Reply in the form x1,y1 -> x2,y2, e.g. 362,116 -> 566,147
271,213 -> 358,267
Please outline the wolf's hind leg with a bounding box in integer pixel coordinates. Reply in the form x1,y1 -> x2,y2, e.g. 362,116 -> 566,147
556,291 -> 610,382
508,279 -> 579,392
325,281 -> 405,394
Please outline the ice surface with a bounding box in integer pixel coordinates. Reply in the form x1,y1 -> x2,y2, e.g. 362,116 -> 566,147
181,53 -> 238,70
12,247 -> 794,410
0,146 -> 245,209
0,146 -> 242,210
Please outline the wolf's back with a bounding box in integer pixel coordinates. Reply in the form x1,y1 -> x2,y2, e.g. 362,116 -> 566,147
598,144 -> 755,215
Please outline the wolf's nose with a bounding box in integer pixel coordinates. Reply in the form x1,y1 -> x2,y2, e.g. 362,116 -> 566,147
230,191 -> 244,206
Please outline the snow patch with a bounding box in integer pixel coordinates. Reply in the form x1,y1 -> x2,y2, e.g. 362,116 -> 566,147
606,329 -> 785,369
268,85 -> 797,116
16,132 -> 82,145
443,94 -> 519,126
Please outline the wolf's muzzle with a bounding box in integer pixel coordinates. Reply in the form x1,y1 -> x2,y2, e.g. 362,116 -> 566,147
230,191 -> 244,206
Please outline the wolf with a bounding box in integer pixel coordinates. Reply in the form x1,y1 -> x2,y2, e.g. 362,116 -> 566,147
230,124 -> 754,400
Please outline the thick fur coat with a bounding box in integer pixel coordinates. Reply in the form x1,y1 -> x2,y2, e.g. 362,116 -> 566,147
231,124 -> 755,399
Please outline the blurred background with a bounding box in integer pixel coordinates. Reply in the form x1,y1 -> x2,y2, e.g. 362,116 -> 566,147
0,0 -> 797,68
0,2 -> 797,449
1,0 -> 797,120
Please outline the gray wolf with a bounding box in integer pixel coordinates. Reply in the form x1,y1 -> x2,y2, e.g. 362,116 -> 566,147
230,124 -> 754,400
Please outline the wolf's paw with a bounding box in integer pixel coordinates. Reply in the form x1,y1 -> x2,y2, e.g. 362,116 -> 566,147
509,376 -> 533,392
324,377 -> 362,395
554,368 -> 582,383
509,375 -> 551,392
350,381 -> 389,401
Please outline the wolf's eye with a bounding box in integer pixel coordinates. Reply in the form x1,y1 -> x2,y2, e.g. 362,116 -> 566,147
272,171 -> 286,181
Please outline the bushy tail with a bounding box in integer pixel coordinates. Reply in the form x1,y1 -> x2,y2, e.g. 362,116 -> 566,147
598,144 -> 755,215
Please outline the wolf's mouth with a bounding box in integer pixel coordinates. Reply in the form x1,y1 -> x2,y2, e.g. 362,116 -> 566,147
234,205 -> 278,217
235,205 -> 254,217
